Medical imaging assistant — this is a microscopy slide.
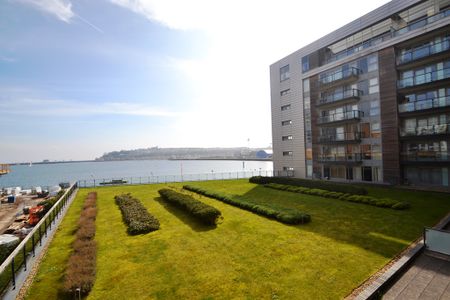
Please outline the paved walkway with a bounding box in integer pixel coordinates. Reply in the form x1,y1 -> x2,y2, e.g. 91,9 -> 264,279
383,252 -> 450,300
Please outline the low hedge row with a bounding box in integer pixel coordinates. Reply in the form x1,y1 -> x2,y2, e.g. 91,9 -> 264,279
183,185 -> 311,225
249,176 -> 368,195
158,189 -> 222,225
64,192 -> 97,296
115,194 -> 160,235
265,183 -> 410,210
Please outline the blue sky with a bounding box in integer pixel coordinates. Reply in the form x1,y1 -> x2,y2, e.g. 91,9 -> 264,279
0,0 -> 389,162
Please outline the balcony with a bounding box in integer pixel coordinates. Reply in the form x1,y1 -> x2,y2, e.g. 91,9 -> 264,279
318,132 -> 361,144
319,67 -> 361,88
398,37 -> 450,65
321,8 -> 450,67
317,110 -> 363,126
317,89 -> 362,107
398,95 -> 450,113
397,67 -> 450,89
401,151 -> 450,163
400,123 -> 450,138
317,153 -> 363,164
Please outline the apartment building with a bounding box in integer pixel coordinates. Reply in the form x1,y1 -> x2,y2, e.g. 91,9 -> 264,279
270,0 -> 450,188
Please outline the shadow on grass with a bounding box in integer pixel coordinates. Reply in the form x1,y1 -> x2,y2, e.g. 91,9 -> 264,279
235,185 -> 450,258
154,197 -> 217,232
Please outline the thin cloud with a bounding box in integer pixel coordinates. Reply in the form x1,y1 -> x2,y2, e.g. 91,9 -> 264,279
0,55 -> 16,63
0,98 -> 180,117
16,0 -> 75,23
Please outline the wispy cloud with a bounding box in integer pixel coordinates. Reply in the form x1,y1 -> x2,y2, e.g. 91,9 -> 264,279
16,0 -> 75,23
0,98 -> 180,117
0,55 -> 16,63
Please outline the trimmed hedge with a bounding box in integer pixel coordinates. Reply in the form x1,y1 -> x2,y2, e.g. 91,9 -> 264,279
115,194 -> 160,235
183,185 -> 311,225
64,192 -> 97,296
265,183 -> 410,210
249,176 -> 368,195
158,189 -> 221,225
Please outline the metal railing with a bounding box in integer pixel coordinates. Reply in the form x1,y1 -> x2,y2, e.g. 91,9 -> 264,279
400,123 -> 449,137
401,151 -> 450,162
319,67 -> 361,86
318,89 -> 362,106
318,132 -> 361,143
318,110 -> 364,125
0,182 -> 78,294
398,95 -> 450,113
323,8 -> 450,66
317,153 -> 363,163
77,170 -> 275,188
398,37 -> 450,64
398,66 -> 450,88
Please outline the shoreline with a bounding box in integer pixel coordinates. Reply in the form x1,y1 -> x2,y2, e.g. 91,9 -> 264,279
10,158 -> 272,165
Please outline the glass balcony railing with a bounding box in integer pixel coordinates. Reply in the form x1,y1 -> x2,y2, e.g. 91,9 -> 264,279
317,153 -> 363,163
318,132 -> 361,143
398,95 -> 450,113
401,151 -> 450,162
319,67 -> 361,86
398,37 -> 450,65
400,123 -> 450,137
318,89 -> 362,106
323,8 -> 450,66
318,110 -> 363,125
398,67 -> 450,89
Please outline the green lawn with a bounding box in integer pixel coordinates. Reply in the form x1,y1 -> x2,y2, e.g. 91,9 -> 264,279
26,180 -> 450,299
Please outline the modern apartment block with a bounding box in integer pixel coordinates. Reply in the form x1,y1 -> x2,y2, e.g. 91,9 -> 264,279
270,0 -> 450,188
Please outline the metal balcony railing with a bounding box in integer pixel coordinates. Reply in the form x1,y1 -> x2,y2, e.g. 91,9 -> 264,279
401,151 -> 450,162
400,123 -> 450,137
398,67 -> 450,89
318,89 -> 362,106
318,132 -> 361,143
398,95 -> 450,113
398,37 -> 450,65
319,67 -> 361,86
317,153 -> 363,163
318,110 -> 363,125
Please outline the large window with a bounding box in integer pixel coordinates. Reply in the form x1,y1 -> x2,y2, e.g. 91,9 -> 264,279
280,65 -> 290,81
371,122 -> 381,138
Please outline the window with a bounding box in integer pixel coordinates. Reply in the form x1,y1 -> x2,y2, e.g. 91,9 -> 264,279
369,78 -> 379,94
303,79 -> 310,93
302,56 -> 310,72
283,166 -> 294,171
361,144 -> 371,160
368,54 -> 378,72
283,151 -> 293,156
281,120 -> 292,126
280,89 -> 290,96
371,122 -> 381,138
370,100 -> 380,116
281,104 -> 291,111
280,65 -> 290,81
282,135 -> 293,141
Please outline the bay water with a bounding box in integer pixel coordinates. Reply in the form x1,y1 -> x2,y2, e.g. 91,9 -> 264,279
0,160 -> 273,189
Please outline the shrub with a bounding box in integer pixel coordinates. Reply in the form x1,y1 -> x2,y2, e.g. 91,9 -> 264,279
64,192 -> 97,296
249,176 -> 368,195
264,183 -> 409,210
158,189 -> 222,226
114,194 -> 160,235
183,185 -> 311,225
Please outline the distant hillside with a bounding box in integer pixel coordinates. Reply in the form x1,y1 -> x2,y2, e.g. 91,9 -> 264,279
96,147 -> 272,161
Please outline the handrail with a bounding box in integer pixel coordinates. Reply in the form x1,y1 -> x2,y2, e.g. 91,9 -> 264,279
319,132 -> 361,142
319,89 -> 362,105
401,151 -> 450,161
319,67 -> 361,85
400,123 -> 449,137
398,95 -> 450,113
317,153 -> 363,162
318,110 -> 364,124
398,66 -> 450,88
0,182 -> 78,281
398,37 -> 450,64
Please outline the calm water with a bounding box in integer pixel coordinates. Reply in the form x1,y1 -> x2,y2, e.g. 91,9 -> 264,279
0,160 -> 273,188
